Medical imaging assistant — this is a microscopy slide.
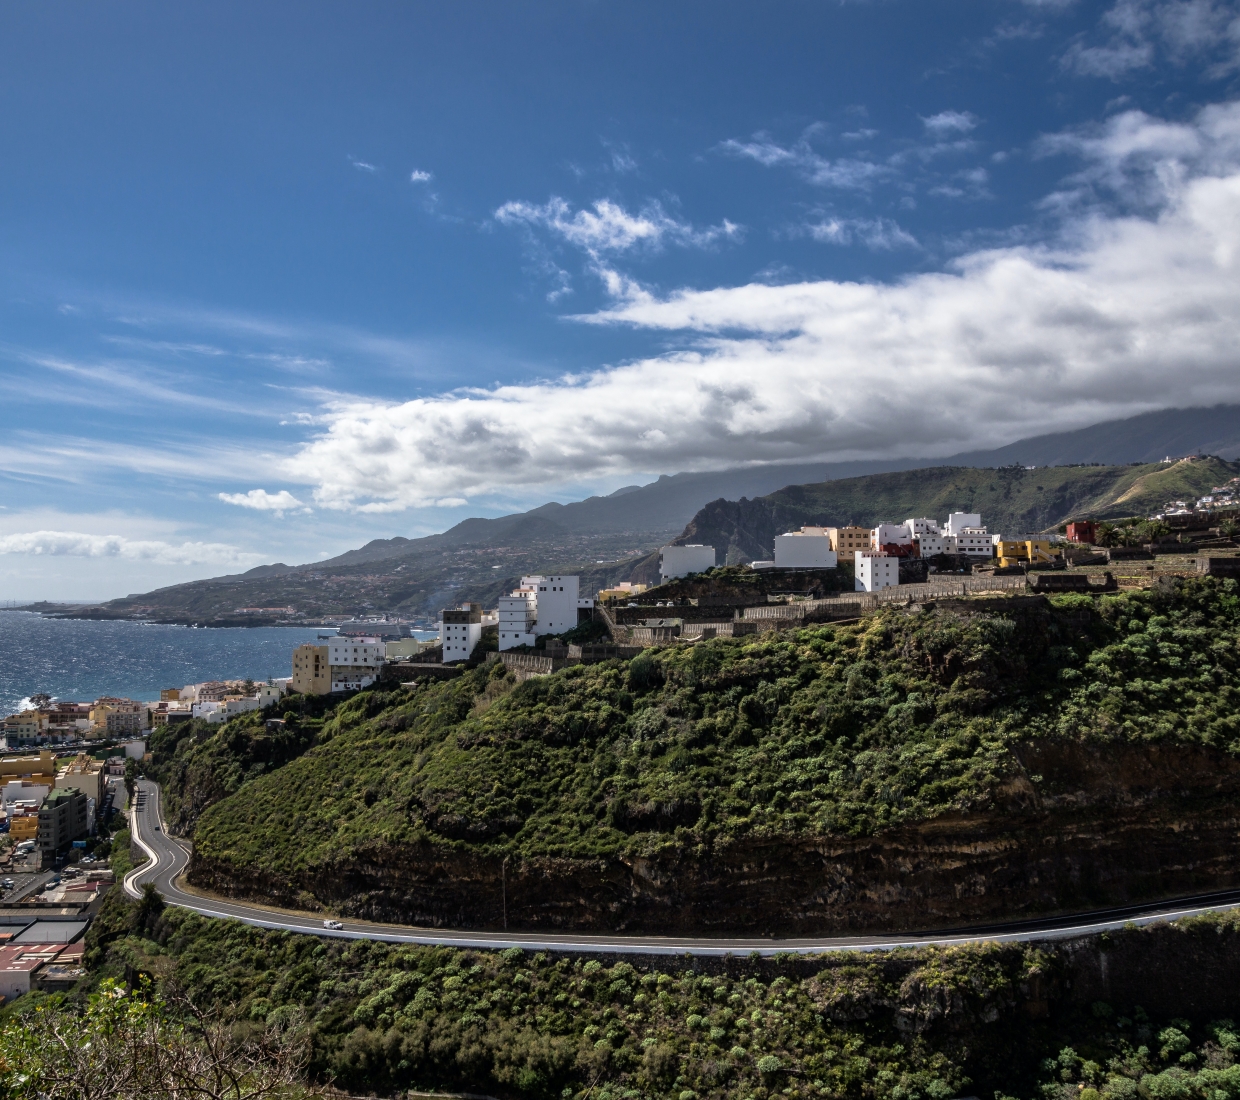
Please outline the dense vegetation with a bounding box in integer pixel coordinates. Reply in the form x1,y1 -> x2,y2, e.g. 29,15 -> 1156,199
187,577 -> 1240,880
680,457 -> 1240,564
41,889 -> 1240,1100
147,693 -> 343,834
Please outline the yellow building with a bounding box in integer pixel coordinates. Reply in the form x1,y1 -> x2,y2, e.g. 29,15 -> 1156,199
55,754 -> 105,805
827,527 -> 871,557
1,712 -> 46,746
291,644 -> 331,695
0,750 -> 57,785
996,540 -> 1064,568
9,813 -> 39,842
89,698 -> 145,737
159,688 -> 183,702
597,582 -> 649,603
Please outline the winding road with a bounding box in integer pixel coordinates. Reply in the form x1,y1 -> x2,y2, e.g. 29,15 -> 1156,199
125,779 -> 1240,956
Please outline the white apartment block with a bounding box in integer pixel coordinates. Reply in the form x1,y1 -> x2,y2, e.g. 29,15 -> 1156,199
326,637 -> 385,692
905,517 -> 941,538
497,575 -> 593,652
943,513 -> 982,536
871,524 -> 913,550
855,551 -> 899,592
954,528 -> 995,557
916,533 -> 952,557
773,528 -> 838,569
659,544 -> 715,582
498,586 -> 538,651
440,607 -> 483,664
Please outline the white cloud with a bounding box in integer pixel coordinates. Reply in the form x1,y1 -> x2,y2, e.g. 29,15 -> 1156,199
0,531 -> 263,567
285,102 -> 1240,512
349,156 -> 378,172
803,216 -> 919,249
410,170 -> 433,183
1063,0 -> 1240,78
921,111 -> 979,136
495,197 -> 740,255
720,135 -> 886,189
1037,102 -> 1240,210
218,489 -> 308,515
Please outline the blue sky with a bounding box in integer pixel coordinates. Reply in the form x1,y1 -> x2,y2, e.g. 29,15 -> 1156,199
3,0 -> 1240,600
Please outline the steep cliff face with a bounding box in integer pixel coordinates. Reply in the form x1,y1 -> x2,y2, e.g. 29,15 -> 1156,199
187,741 -> 1240,933
184,580 -> 1240,934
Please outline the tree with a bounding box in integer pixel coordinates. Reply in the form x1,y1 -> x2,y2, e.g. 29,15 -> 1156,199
1095,523 -> 1120,548
133,883 -> 165,936
0,978 -> 314,1100
123,758 -> 139,799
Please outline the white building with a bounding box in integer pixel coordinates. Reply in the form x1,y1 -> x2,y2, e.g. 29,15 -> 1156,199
855,551 -> 899,592
905,517 -> 941,538
498,585 -> 538,651
255,682 -> 287,705
658,544 -> 715,582
773,528 -> 838,569
943,513 -> 982,537
954,527 -> 995,558
871,524 -> 913,551
1,781 -> 49,808
193,696 -> 265,724
497,575 -> 593,652
440,607 -> 483,664
323,637 -> 385,692
916,533 -> 952,557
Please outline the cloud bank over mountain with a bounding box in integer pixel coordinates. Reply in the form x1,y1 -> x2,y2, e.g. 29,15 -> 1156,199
288,102 -> 1240,511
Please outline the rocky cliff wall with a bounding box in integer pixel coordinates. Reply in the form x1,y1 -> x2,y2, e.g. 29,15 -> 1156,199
188,742 -> 1240,935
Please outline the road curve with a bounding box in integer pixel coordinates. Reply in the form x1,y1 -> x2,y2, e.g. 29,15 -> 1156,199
126,779 -> 1240,956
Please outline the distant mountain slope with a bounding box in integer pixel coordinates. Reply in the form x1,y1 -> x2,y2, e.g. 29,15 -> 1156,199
42,405 -> 1240,624
211,403 -> 1240,581
678,457 -> 1240,564
944,404 -> 1240,467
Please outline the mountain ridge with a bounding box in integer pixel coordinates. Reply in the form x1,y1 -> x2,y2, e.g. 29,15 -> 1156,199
26,404 -> 1240,623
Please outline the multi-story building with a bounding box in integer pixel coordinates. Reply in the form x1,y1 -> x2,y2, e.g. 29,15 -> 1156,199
915,533 -> 952,557
905,517 -> 941,539
43,702 -> 91,741
1065,521 -> 1097,544
38,788 -> 89,862
440,606 -> 483,664
658,545 -> 715,582
497,575 -> 593,651
943,513 -> 982,536
0,751 -> 57,786
89,698 -> 147,737
498,584 -> 538,650
826,527 -> 871,557
290,638 -> 385,695
773,527 -> 838,569
54,754 -> 104,806
8,808 -> 40,842
1,712 -> 46,747
871,524 -> 915,556
953,527 -> 995,558
996,540 -> 1064,568
855,551 -> 900,592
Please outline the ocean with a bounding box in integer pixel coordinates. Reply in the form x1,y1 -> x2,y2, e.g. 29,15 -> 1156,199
0,611 -> 435,714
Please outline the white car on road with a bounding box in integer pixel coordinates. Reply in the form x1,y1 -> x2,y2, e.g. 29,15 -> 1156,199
323,920 -> 344,931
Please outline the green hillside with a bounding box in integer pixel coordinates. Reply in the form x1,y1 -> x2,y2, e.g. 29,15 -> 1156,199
180,577 -> 1240,930
678,457 -> 1239,564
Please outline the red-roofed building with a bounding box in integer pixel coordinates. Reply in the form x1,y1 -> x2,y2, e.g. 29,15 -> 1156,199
1065,521 -> 1097,545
